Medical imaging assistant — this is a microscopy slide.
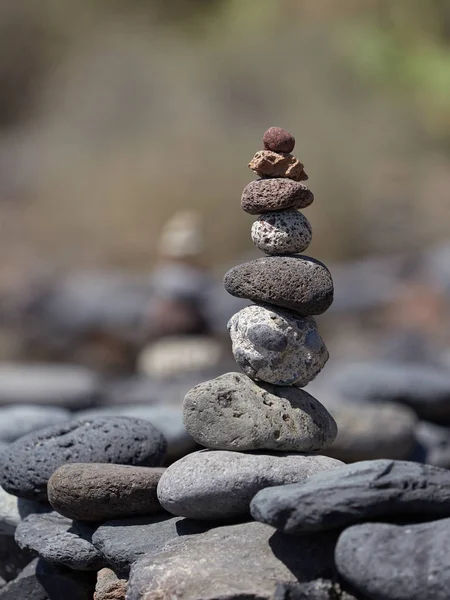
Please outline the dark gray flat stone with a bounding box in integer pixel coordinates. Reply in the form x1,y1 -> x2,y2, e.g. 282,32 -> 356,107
15,513 -> 105,571
335,518 -> 450,600
127,521 -> 338,600
0,417 -> 167,502
251,459 -> 450,534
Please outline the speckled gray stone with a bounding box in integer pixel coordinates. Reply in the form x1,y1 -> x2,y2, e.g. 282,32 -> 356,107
183,372 -> 337,451
48,463 -> 164,522
335,519 -> 450,600
0,487 -> 49,536
0,406 -> 71,443
224,256 -> 333,316
251,210 -> 312,255
127,521 -> 338,600
241,179 -> 313,215
250,459 -> 450,534
15,513 -> 105,571
0,417 -> 167,502
228,305 -> 328,386
157,450 -> 343,520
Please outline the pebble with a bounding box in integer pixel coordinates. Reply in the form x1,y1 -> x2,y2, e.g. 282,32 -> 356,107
92,514 -> 212,575
0,364 -> 100,409
263,127 -> 295,153
224,256 -> 334,316
94,568 -> 127,600
183,372 -> 337,451
323,399 -> 417,463
0,558 -> 96,600
335,519 -> 450,600
241,178 -> 313,214
0,486 -> 49,536
251,210 -> 312,255
228,305 -> 328,386
48,463 -> 165,522
327,361 -> 450,422
0,406 -> 71,443
0,417 -> 167,502
250,459 -> 450,534
157,450 -> 343,520
127,521 -> 338,600
15,513 -> 105,571
248,151 -> 308,181
76,404 -> 196,462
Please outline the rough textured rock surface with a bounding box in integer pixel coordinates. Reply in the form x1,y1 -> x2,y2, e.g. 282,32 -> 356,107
92,514 -> 213,575
0,417 -> 167,502
327,361 -> 450,422
127,521 -> 338,600
251,210 -> 312,255
263,127 -> 295,153
0,406 -> 70,443
335,519 -> 450,600
15,513 -> 105,571
228,305 -> 328,386
94,568 -> 127,600
324,399 -> 417,462
248,151 -> 308,181
183,372 -> 337,451
241,178 -> 313,214
0,364 -> 100,409
251,459 -> 450,534
224,256 -> 334,316
0,486 -> 50,536
157,450 -> 343,520
0,558 -> 96,600
48,463 -> 164,522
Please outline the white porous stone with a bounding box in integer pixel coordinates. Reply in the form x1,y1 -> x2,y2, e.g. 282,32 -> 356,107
251,210 -> 312,255
227,304 -> 328,387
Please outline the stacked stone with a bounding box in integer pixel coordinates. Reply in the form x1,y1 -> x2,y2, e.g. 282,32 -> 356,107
157,128 -> 342,521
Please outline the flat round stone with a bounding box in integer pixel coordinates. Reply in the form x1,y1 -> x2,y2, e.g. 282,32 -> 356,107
251,210 -> 312,255
228,305 -> 328,387
48,463 -> 165,522
223,256 -> 334,316
0,417 -> 167,502
183,372 -> 337,451
241,178 -> 313,215
248,151 -> 308,181
157,450 -> 342,520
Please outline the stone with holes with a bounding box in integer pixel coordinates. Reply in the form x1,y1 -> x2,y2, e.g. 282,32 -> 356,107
241,179 -> 313,215
183,372 -> 337,451
251,459 -> 450,535
251,210 -> 312,255
248,151 -> 308,181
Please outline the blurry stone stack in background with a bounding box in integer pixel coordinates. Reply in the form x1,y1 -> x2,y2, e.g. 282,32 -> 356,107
156,127 -> 343,522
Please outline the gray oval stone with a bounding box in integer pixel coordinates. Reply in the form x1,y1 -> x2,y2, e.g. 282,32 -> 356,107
157,450 -> 343,520
0,405 -> 70,443
48,463 -> 165,522
250,459 -> 450,535
15,512 -> 105,571
241,178 -> 314,214
0,417 -> 167,502
335,519 -> 450,600
223,256 -> 333,316
228,305 -> 328,386
183,372 -> 337,451
251,210 -> 312,255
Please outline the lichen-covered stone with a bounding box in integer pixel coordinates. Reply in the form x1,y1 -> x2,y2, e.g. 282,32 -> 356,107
183,372 -> 337,451
228,305 -> 328,387
251,210 -> 312,255
248,151 -> 308,181
263,127 -> 295,153
224,256 -> 334,316
241,178 -> 313,214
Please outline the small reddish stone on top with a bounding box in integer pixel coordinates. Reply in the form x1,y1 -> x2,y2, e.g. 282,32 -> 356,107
263,127 -> 295,153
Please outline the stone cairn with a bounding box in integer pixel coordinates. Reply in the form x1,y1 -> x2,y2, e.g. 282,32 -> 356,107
157,127 -> 342,522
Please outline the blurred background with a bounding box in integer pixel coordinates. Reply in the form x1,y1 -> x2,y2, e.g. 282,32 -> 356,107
0,0 -> 449,470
